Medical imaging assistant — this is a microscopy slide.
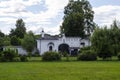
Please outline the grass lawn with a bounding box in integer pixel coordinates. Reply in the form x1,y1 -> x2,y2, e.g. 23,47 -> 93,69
0,58 -> 120,80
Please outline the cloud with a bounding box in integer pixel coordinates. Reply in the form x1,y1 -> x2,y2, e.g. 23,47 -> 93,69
1,0 -> 120,35
0,0 -> 69,34
93,5 -> 120,27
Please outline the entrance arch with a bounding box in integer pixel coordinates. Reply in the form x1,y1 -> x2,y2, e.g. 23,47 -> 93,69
58,44 -> 69,54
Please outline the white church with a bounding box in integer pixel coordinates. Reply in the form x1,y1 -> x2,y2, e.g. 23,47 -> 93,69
37,30 -> 90,55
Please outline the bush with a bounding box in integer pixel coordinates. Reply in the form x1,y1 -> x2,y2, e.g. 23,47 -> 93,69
98,51 -> 112,60
0,48 -> 18,62
80,46 -> 91,53
20,55 -> 28,62
78,50 -> 97,61
42,51 -> 61,61
32,50 -> 40,57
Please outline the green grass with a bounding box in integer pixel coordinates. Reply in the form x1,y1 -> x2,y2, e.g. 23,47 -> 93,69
0,58 -> 120,80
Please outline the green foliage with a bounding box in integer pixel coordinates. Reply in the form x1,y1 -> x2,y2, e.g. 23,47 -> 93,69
62,52 -> 70,61
9,18 -> 26,39
10,36 -> 21,46
91,20 -> 120,60
19,55 -> 28,62
78,50 -> 97,61
0,48 -> 18,62
3,36 -> 11,46
42,51 -> 61,61
0,30 -> 5,37
111,19 -> 119,29
33,49 -> 40,57
61,0 -> 94,37
21,31 -> 36,56
80,46 -> 91,52
0,37 -> 4,48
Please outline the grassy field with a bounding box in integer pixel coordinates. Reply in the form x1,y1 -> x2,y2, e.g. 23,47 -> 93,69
0,57 -> 120,80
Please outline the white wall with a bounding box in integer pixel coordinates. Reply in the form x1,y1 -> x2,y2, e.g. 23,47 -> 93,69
37,37 -> 90,55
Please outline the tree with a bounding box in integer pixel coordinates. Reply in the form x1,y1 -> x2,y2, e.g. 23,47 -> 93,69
91,20 -> 120,60
3,36 -> 11,46
9,19 -> 26,39
60,0 -> 94,37
91,27 -> 113,60
21,31 -> 36,57
0,30 -> 5,52
10,36 -> 21,46
111,19 -> 120,29
0,37 -> 4,52
110,20 -> 120,55
0,30 -> 5,37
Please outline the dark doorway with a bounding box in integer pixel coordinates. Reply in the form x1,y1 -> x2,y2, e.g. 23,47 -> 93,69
58,44 -> 69,54
49,46 -> 53,51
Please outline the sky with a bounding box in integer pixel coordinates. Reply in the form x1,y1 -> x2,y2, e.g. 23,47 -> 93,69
0,0 -> 120,35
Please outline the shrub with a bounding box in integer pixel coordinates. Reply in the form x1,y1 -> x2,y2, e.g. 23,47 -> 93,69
20,55 -> 28,62
78,50 -> 97,61
0,48 -> 18,62
42,51 -> 61,61
80,46 -> 91,53
98,51 -> 112,60
32,50 -> 40,57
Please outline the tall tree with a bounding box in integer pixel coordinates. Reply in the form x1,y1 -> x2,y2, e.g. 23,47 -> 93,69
111,19 -> 120,29
110,20 -> 120,55
9,19 -> 26,39
60,0 -> 94,37
15,19 -> 26,38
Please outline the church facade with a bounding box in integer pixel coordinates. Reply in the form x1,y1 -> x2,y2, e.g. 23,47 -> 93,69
37,30 -> 90,55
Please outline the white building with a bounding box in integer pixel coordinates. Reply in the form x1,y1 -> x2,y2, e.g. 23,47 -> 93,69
37,30 -> 90,55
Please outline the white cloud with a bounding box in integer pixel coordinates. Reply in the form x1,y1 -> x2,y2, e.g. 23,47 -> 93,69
1,0 -> 120,35
0,0 -> 69,34
93,5 -> 120,26
27,20 -> 63,35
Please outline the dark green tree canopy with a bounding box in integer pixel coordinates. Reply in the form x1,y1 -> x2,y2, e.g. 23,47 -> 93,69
10,36 -> 21,46
61,0 -> 94,37
9,19 -> 26,39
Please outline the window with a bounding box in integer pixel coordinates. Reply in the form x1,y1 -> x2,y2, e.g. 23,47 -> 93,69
48,42 -> 54,51
81,42 -> 85,47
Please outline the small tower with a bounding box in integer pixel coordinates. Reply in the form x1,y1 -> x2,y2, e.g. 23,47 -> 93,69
41,29 -> 45,38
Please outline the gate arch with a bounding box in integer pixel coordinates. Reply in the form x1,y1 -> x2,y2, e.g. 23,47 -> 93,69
58,44 -> 69,54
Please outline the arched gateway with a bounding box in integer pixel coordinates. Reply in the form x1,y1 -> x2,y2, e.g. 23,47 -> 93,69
58,44 -> 69,54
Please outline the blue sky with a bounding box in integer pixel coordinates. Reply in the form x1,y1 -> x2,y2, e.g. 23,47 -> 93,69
0,0 -> 120,35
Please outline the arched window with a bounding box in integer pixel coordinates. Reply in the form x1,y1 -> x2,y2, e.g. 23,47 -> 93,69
48,42 -> 54,51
